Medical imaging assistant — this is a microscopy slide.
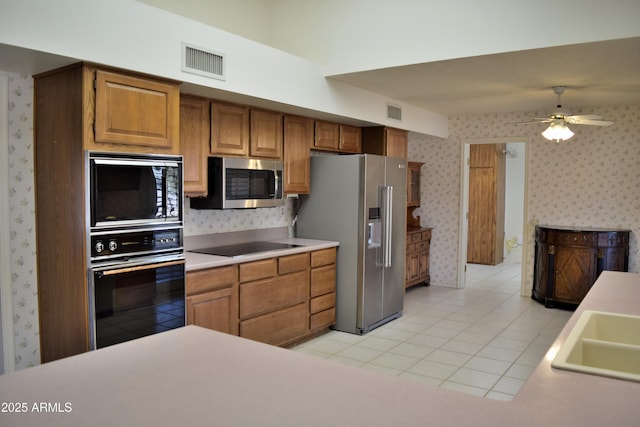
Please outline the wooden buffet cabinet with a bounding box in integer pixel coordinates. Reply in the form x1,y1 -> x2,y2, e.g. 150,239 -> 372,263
532,226 -> 630,308
186,247 -> 337,347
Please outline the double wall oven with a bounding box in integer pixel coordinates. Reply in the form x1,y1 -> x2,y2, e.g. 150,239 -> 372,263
87,152 -> 185,350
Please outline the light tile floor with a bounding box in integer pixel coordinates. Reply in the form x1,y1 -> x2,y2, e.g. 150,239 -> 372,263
291,261 -> 572,401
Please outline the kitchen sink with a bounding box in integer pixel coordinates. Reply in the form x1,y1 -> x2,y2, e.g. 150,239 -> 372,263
552,310 -> 640,382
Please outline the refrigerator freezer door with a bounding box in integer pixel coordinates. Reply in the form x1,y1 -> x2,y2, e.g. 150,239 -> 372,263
381,157 -> 407,322
361,155 -> 386,332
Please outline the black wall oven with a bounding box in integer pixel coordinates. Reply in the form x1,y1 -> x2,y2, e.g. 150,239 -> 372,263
87,152 -> 185,350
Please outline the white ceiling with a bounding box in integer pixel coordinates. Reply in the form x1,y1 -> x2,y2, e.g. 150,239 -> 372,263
328,37 -> 640,116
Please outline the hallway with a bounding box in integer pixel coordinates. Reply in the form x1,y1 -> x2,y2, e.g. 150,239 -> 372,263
291,261 -> 572,400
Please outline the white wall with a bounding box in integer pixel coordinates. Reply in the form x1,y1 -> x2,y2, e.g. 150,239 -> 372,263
504,142 -> 526,258
0,0 -> 448,137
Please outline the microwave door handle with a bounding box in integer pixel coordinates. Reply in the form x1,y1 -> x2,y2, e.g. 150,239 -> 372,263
273,169 -> 279,200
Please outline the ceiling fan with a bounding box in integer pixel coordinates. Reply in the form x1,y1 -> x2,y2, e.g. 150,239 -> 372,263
521,86 -> 613,142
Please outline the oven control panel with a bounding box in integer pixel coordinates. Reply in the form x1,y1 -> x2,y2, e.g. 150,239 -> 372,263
90,228 -> 183,259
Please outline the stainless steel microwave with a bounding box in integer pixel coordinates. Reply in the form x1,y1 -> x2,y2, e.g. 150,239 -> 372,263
88,152 -> 183,229
190,157 -> 284,209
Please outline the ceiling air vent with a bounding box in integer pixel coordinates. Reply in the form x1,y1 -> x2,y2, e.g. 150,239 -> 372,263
182,43 -> 225,80
387,104 -> 402,121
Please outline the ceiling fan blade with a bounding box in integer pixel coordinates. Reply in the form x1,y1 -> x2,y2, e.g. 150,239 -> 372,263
566,114 -> 603,121
567,118 -> 613,126
509,119 -> 552,125
565,115 -> 613,126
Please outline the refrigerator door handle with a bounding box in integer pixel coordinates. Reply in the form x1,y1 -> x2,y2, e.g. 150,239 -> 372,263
381,185 -> 393,268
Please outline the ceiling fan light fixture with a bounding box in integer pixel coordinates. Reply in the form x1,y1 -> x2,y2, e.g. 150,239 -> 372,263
542,119 -> 574,142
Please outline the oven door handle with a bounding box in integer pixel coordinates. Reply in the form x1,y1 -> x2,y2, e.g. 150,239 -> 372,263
97,259 -> 185,277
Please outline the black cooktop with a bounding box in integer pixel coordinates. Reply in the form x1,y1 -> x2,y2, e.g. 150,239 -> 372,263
190,241 -> 301,257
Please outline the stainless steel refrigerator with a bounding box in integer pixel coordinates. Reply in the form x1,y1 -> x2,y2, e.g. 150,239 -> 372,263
296,154 -> 406,334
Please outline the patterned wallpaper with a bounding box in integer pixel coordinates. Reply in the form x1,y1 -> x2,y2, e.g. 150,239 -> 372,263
184,199 -> 294,236
3,72 -> 39,369
3,68 -> 639,370
408,105 -> 640,289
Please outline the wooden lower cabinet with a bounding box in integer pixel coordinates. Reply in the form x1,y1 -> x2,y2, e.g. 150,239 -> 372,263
406,228 -> 431,288
187,248 -> 336,347
532,226 -> 630,308
186,265 -> 239,335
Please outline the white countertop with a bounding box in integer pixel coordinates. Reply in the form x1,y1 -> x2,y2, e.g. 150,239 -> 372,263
185,237 -> 339,271
1,272 -> 639,426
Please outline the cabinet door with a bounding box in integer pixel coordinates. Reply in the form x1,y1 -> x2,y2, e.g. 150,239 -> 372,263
313,120 -> 339,151
211,102 -> 249,156
407,162 -> 422,207
93,69 -> 179,153
180,96 -> 210,196
554,246 -> 596,302
419,248 -> 430,279
385,128 -> 408,159
250,109 -> 283,159
406,249 -> 420,284
339,125 -> 361,153
187,287 -> 238,335
283,115 -> 312,194
467,167 -> 496,264
240,303 -> 308,346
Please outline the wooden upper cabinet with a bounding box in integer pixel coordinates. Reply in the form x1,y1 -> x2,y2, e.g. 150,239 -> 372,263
361,126 -> 408,159
339,125 -> 361,153
284,115 -> 313,194
180,95 -> 210,197
250,109 -> 283,159
210,101 -> 250,156
313,120 -> 339,151
312,121 -> 361,153
385,127 -> 408,159
92,69 -> 180,154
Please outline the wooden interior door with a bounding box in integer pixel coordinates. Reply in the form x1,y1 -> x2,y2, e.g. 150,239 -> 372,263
467,144 -> 505,265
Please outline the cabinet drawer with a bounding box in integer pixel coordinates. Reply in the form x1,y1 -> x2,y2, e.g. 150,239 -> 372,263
186,265 -> 237,296
240,303 -> 308,346
240,270 -> 308,319
311,247 -> 336,268
279,252 -> 309,275
310,264 -> 336,297
310,292 -> 335,314
408,232 -> 422,243
239,258 -> 277,283
421,230 -> 431,241
310,308 -> 335,331
556,231 -> 598,247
